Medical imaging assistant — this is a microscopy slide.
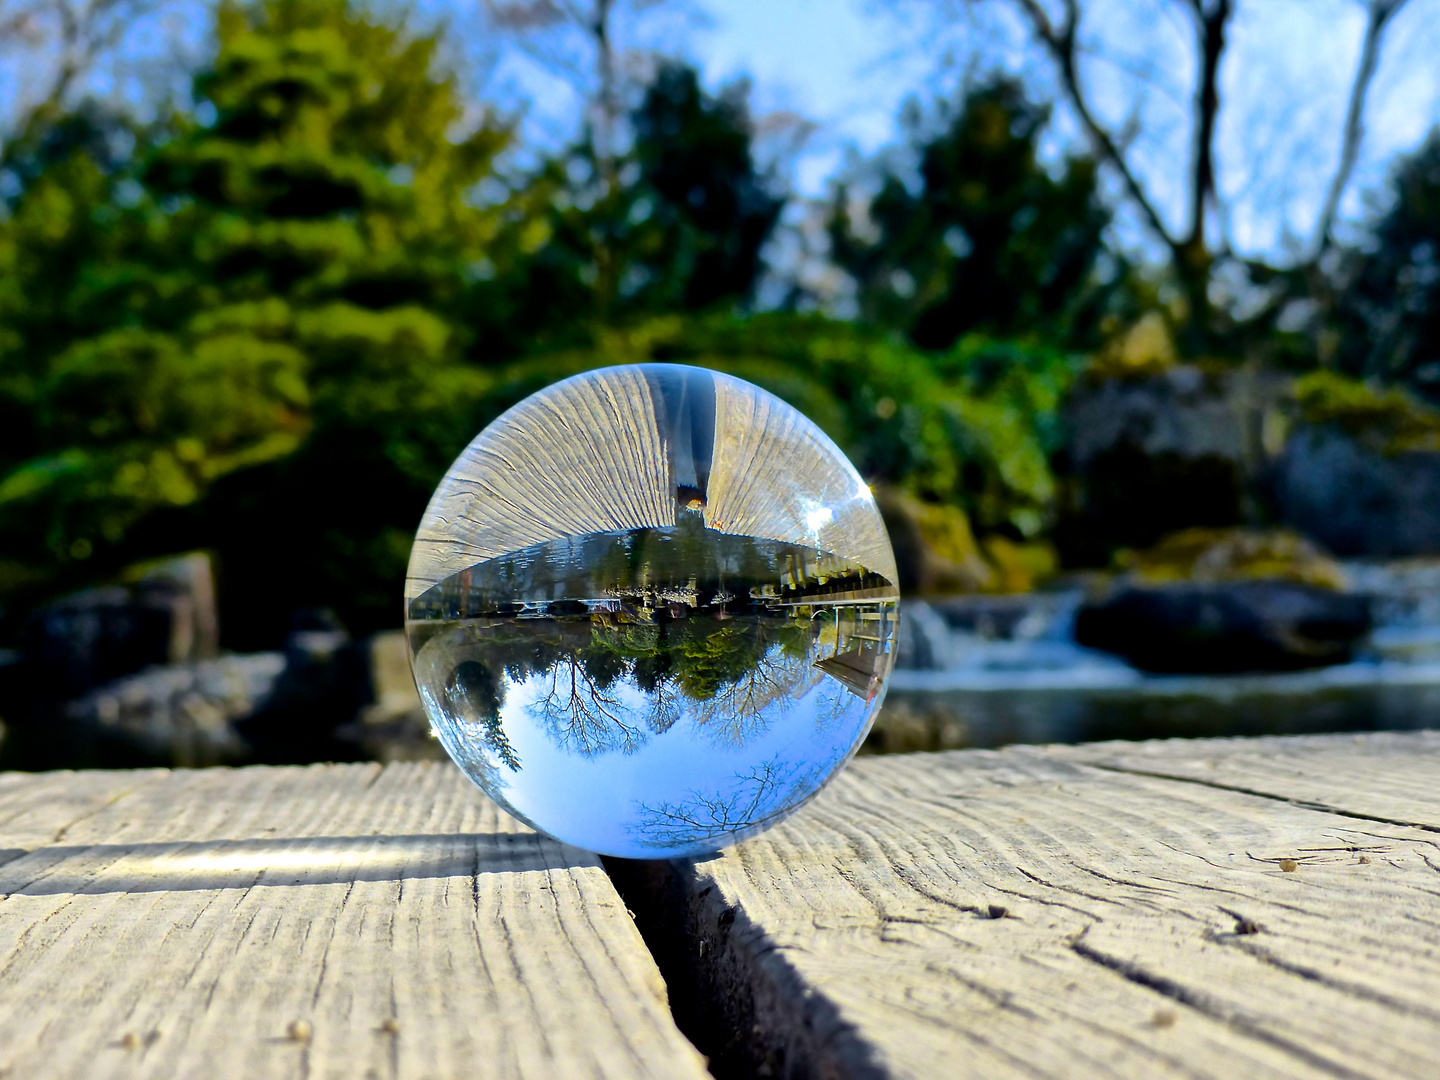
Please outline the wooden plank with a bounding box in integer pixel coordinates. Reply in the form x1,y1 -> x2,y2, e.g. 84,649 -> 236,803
706,373 -> 897,584
1054,730 -> 1440,829
0,769 -> 167,856
406,365 -> 674,599
627,734 -> 1440,1079
0,763 -> 710,1080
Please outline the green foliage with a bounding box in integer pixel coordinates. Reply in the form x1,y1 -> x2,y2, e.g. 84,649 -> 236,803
830,78 -> 1111,351
0,0 -> 507,638
493,61 -> 783,345
1334,132 -> 1440,400
0,3 -> 1108,638
507,314 -> 1079,538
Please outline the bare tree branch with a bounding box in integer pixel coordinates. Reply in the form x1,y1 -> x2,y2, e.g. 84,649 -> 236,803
1313,0 -> 1411,257
1181,0 -> 1232,257
1010,0 -> 1182,259
0,0 -> 162,138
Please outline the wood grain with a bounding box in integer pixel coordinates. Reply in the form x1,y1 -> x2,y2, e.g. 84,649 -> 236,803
639,732 -> 1440,1079
0,763 -> 709,1080
406,366 -> 674,599
1055,729 -> 1440,829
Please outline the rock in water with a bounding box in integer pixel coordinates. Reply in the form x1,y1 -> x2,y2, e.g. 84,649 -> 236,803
1075,581 -> 1371,674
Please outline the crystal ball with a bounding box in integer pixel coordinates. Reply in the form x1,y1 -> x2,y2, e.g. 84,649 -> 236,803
405,364 -> 899,857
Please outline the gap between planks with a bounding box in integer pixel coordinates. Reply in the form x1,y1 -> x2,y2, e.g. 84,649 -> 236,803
611,730 -> 1440,1080
6,732 -> 1440,1080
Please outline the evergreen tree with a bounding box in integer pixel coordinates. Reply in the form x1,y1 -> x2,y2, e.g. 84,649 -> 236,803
0,0 -> 509,641
830,78 -> 1110,350
494,60 -> 783,347
1333,131 -> 1440,400
627,62 -> 784,313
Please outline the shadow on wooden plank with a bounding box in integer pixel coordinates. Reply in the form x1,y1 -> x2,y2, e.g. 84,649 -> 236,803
607,854 -> 889,1080
0,832 -> 591,894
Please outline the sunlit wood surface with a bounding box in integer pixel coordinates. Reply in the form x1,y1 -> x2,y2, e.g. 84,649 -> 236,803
0,763 -> 708,1080
7,732 -> 1437,1078
406,365 -> 896,600
645,730 -> 1440,1079
406,366 -> 674,600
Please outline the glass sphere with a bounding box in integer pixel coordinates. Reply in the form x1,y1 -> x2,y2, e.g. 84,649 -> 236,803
405,364 -> 899,857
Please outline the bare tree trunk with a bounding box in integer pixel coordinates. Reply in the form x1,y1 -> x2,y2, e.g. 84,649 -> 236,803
1174,0 -> 1232,351
587,0 -> 619,323
1009,0 -> 1234,348
1001,0 -> 1412,353
1313,0 -> 1411,258
484,0 -> 646,322
0,0 -> 161,141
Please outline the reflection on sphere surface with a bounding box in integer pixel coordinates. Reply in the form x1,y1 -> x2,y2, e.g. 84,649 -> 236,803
406,364 -> 899,857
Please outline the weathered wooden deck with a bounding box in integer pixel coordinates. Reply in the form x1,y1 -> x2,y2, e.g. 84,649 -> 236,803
2,731 -> 1439,1078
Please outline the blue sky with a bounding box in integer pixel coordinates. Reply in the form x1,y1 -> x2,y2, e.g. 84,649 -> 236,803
4,0 -> 1440,264
469,0 -> 1440,261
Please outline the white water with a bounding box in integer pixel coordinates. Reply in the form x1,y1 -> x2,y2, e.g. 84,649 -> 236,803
881,562 -> 1440,748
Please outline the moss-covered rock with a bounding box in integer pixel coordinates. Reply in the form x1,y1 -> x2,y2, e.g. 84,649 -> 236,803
1292,370 -> 1440,453
982,535 -> 1058,593
874,487 -> 1059,595
1087,311 -> 1177,381
1116,527 -> 1347,590
1059,364 -> 1280,564
1272,373 -> 1440,556
1077,527 -> 1366,673
875,487 -> 995,595
1075,581 -> 1371,673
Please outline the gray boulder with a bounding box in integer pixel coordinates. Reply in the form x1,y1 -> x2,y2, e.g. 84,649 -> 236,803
1270,426 -> 1440,556
1075,580 -> 1372,674
1061,366 -> 1289,558
24,552 -> 219,695
66,653 -> 286,767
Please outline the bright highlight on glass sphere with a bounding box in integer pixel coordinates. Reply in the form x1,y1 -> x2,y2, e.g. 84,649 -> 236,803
405,364 -> 900,858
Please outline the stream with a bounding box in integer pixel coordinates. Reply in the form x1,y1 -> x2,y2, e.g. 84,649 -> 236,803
870,561 -> 1440,752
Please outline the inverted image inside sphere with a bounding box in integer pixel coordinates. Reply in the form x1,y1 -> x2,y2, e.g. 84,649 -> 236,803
405,364 -> 900,858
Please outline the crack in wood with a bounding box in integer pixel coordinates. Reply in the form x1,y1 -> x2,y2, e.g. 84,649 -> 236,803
605,856 -> 888,1080
1068,933 -> 1370,1080
1082,762 -> 1440,834
1202,929 -> 1440,1022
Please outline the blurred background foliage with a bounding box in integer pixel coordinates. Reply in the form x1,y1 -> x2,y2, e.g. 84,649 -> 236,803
2,0 -> 1440,650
